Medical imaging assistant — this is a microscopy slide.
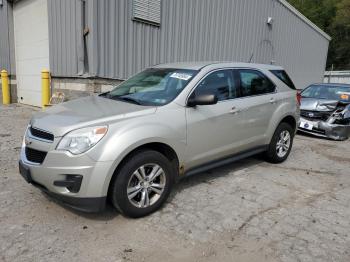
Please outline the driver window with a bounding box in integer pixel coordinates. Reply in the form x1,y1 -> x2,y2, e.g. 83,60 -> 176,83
194,70 -> 237,101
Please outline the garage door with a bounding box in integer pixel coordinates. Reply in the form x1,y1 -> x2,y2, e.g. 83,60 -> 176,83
13,0 -> 50,107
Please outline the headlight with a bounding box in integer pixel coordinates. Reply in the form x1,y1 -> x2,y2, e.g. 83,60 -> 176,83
56,126 -> 108,155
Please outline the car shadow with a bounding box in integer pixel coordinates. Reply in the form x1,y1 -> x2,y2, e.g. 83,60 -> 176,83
168,155 -> 264,202
41,155 -> 265,220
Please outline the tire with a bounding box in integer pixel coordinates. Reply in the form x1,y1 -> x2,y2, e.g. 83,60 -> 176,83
109,150 -> 174,218
265,122 -> 294,163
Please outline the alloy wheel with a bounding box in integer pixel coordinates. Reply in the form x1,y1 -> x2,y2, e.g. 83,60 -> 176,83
127,164 -> 166,208
276,130 -> 291,158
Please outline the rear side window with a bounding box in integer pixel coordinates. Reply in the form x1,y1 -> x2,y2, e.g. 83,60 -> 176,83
238,69 -> 275,97
270,70 -> 296,90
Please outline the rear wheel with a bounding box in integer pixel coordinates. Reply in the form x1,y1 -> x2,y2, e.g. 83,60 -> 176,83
265,122 -> 294,163
110,150 -> 174,218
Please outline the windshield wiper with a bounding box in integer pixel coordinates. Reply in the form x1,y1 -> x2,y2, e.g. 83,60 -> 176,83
99,91 -> 111,98
111,96 -> 143,105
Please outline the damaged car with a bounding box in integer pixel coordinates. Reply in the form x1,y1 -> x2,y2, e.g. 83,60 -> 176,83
299,83 -> 350,140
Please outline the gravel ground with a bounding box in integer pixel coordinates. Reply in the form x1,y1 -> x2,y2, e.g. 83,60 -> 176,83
1,103 -> 350,262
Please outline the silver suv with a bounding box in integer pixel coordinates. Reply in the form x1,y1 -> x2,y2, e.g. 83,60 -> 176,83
19,62 -> 299,217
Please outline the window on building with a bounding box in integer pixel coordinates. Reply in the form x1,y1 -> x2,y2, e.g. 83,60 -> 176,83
133,0 -> 161,25
194,70 -> 238,101
238,69 -> 275,97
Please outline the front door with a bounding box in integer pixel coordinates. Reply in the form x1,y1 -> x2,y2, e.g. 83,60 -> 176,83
185,69 -> 247,169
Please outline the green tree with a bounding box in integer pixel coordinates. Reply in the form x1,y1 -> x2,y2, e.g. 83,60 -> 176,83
288,0 -> 337,30
331,0 -> 350,69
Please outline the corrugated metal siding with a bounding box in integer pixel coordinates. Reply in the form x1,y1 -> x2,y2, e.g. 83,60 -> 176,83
0,0 -> 15,75
48,0 -> 330,89
85,0 -> 161,78
158,0 -> 272,63
48,0 -> 83,77
324,71 -> 350,84
272,0 -> 329,89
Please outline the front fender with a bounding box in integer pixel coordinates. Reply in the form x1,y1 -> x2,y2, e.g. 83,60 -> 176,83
89,120 -> 186,162
86,118 -> 186,196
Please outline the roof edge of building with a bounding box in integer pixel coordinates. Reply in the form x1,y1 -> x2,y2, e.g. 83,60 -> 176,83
278,0 -> 331,41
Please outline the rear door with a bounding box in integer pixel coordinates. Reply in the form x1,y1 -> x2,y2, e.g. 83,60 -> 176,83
235,69 -> 278,146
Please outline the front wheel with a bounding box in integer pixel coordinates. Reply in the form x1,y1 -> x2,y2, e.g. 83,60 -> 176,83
265,122 -> 294,163
109,150 -> 174,218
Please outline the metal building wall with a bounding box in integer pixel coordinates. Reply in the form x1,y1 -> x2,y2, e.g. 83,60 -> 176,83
48,0 -> 84,77
324,71 -> 350,84
48,0 -> 330,89
0,0 -> 15,75
272,0 -> 329,89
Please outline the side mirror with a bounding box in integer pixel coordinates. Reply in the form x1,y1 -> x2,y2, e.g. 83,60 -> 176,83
187,93 -> 218,107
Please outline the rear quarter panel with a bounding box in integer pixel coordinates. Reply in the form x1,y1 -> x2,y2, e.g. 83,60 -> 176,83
264,88 -> 299,144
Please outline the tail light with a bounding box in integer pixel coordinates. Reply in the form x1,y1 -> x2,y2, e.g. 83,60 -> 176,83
296,91 -> 301,105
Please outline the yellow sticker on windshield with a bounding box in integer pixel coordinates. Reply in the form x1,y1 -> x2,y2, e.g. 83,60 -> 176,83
340,94 -> 349,100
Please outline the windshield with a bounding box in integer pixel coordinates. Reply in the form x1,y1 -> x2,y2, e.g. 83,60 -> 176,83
301,85 -> 350,101
101,68 -> 198,106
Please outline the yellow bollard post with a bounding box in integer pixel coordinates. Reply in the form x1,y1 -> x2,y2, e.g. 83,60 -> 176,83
1,70 -> 10,105
41,69 -> 50,108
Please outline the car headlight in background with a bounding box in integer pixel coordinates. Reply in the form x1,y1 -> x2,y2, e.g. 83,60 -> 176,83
56,126 -> 108,155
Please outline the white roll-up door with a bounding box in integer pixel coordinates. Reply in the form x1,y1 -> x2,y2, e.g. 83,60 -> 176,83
13,0 -> 50,106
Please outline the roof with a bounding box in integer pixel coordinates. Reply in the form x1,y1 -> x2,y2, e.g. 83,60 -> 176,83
310,83 -> 350,87
279,0 -> 331,41
152,61 -> 284,70
153,61 -> 215,70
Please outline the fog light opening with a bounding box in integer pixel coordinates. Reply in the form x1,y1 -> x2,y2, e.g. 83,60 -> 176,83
53,175 -> 83,193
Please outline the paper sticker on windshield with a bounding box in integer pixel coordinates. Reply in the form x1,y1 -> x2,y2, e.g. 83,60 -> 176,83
170,72 -> 193,81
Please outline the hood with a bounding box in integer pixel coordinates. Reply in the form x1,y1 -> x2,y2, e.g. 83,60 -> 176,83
300,97 -> 339,112
31,95 -> 157,137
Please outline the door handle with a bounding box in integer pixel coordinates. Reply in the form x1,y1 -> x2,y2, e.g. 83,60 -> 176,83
269,98 -> 276,104
229,106 -> 241,114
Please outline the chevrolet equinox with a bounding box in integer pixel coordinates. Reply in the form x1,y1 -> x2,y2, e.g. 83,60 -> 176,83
19,62 -> 299,217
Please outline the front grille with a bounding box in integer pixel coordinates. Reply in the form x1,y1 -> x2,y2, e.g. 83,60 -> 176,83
30,126 -> 54,142
25,147 -> 47,164
299,126 -> 326,135
311,127 -> 326,135
300,110 -> 332,121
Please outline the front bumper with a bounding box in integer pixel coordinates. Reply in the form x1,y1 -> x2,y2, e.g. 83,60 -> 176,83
19,144 -> 114,212
298,117 -> 350,140
19,161 -> 106,212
